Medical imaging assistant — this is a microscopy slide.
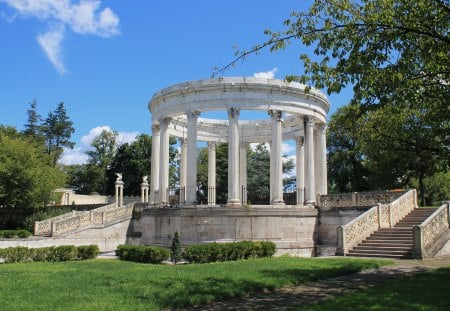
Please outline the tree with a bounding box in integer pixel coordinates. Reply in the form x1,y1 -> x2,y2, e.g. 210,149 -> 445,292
42,102 -> 75,166
327,104 -> 371,193
106,134 -> 151,196
170,231 -> 181,263
23,99 -> 43,140
0,132 -> 66,228
64,164 -> 104,195
214,0 -> 449,200
86,129 -> 118,195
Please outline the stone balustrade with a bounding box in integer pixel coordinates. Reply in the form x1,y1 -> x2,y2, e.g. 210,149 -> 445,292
318,190 -> 406,210
34,203 -> 134,237
336,190 -> 417,255
413,202 -> 450,258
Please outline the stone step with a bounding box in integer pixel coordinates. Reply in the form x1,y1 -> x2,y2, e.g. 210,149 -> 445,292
347,252 -> 412,259
371,233 -> 413,238
359,242 -> 413,247
353,245 -> 412,251
348,248 -> 411,255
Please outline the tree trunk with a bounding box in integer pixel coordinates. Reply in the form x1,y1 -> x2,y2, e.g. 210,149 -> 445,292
418,174 -> 426,207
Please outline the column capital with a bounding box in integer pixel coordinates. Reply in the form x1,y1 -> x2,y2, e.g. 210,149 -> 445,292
227,108 -> 240,119
315,123 -> 327,132
159,116 -> 172,125
295,135 -> 305,145
268,110 -> 282,121
187,111 -> 200,120
152,123 -> 160,133
208,141 -> 216,149
304,115 -> 315,126
240,141 -> 249,149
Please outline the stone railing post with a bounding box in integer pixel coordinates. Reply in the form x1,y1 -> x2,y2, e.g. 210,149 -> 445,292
352,192 -> 358,206
336,225 -> 346,255
413,225 -> 424,259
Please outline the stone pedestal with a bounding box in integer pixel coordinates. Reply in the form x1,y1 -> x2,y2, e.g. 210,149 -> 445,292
141,182 -> 149,203
115,181 -> 124,207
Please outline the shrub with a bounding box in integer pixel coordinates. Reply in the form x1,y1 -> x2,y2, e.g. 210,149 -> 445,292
77,245 -> 100,260
31,247 -> 54,262
1,230 -> 16,238
17,230 -> 32,238
116,244 -> 170,264
0,247 -> 33,263
170,232 -> 181,263
183,241 -> 276,263
48,245 -> 78,262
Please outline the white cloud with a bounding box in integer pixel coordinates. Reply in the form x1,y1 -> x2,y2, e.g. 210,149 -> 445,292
253,68 -> 278,79
59,126 -> 139,165
37,25 -> 66,74
282,142 -> 295,155
2,0 -> 120,72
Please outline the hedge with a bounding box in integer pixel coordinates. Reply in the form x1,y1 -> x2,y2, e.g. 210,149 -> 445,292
0,245 -> 100,263
0,229 -> 32,239
183,241 -> 276,263
116,244 -> 170,264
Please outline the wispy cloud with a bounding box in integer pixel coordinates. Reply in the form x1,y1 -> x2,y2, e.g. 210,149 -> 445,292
1,0 -> 120,73
60,126 -> 139,165
253,68 -> 278,79
37,25 -> 66,73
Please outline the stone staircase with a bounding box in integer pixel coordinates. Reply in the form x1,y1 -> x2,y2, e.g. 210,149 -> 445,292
348,208 -> 437,259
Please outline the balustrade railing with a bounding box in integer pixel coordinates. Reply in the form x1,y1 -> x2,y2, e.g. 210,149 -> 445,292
413,202 -> 450,258
34,203 -> 134,237
337,189 -> 417,255
318,190 -> 406,210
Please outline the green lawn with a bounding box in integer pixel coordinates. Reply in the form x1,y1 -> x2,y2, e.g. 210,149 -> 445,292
0,257 -> 389,310
303,266 -> 450,311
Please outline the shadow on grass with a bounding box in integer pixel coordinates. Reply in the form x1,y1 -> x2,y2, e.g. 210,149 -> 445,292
303,267 -> 450,311
137,265 -> 375,309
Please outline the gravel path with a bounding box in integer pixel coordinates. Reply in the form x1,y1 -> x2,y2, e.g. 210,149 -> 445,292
187,256 -> 450,310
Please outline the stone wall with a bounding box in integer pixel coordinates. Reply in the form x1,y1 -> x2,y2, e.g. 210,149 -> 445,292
129,206 -> 319,257
1,219 -> 131,252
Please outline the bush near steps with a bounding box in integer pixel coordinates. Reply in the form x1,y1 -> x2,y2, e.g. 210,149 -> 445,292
0,245 -> 100,263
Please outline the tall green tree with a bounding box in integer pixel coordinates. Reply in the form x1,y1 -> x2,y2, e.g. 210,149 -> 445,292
23,99 -> 43,140
106,134 -> 151,196
327,104 -> 371,193
85,129 -> 118,195
0,131 -> 66,228
42,102 -> 75,166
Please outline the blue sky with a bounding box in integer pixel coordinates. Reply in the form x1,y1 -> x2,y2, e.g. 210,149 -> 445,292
0,0 -> 352,165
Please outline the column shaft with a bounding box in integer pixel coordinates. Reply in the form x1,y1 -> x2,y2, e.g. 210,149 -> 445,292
239,142 -> 248,204
208,142 -> 216,205
296,136 -> 305,205
150,124 -> 160,204
179,138 -> 187,203
316,124 -> 328,195
186,111 -> 199,204
305,116 -> 316,205
227,108 -> 241,205
269,110 -> 284,205
159,117 -> 170,204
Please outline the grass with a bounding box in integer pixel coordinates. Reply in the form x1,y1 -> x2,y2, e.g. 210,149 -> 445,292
302,267 -> 450,311
0,257 -> 390,310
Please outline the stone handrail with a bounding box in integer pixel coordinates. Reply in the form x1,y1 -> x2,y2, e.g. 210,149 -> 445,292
318,190 -> 406,210
51,203 -> 134,237
34,203 -> 134,237
34,210 -> 84,236
413,202 -> 450,258
337,189 -> 417,255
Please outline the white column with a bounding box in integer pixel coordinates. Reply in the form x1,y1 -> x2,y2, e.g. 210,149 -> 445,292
269,110 -> 284,205
316,123 -> 328,195
305,116 -> 316,205
227,108 -> 241,206
179,138 -> 187,204
295,135 -> 305,205
186,111 -> 199,204
239,142 -> 248,204
150,124 -> 160,204
207,142 -> 216,205
159,117 -> 170,204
